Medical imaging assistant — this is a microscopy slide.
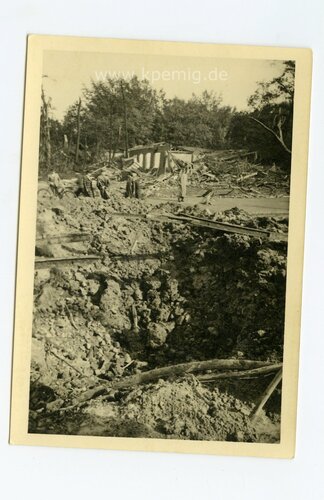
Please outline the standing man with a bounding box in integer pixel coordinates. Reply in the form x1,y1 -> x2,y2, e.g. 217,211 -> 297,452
125,172 -> 135,198
125,172 -> 141,199
75,172 -> 84,197
134,173 -> 141,199
178,167 -> 188,202
48,169 -> 62,196
97,171 -> 110,199
83,173 -> 94,197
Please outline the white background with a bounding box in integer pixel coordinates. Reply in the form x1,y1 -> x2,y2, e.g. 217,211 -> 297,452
1,1 -> 323,498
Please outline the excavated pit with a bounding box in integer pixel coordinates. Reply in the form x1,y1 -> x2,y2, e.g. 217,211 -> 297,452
29,194 -> 288,442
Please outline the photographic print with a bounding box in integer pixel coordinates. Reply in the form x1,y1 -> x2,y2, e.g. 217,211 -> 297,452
10,36 -> 312,457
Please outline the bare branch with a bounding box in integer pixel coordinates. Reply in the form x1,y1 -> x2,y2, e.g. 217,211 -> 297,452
249,116 -> 291,154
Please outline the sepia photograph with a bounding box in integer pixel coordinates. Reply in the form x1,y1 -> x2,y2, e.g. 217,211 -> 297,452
10,36 -> 312,457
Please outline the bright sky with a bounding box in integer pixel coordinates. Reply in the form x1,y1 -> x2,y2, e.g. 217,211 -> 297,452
42,50 -> 285,121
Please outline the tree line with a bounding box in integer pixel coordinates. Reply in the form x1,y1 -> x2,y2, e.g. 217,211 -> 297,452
39,61 -> 295,173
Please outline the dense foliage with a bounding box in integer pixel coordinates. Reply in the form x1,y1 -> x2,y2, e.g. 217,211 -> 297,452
39,61 -> 295,173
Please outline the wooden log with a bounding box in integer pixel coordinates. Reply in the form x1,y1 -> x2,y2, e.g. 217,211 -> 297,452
73,358 -> 275,405
35,255 -> 101,269
197,363 -> 282,382
250,368 -> 283,422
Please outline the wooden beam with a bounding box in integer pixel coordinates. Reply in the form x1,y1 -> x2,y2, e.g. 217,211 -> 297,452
163,213 -> 272,238
35,255 -> 101,269
36,233 -> 91,244
106,211 -> 285,240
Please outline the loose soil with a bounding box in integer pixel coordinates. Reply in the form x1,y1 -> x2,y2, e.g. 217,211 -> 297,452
30,184 -> 288,443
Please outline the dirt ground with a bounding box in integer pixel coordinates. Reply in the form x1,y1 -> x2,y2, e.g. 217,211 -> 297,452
30,179 -> 288,443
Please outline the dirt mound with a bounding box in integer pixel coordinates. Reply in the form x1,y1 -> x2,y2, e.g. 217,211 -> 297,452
30,192 -> 286,441
29,376 -> 279,443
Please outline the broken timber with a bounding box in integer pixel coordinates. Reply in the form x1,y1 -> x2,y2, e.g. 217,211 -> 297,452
250,367 -> 283,422
36,232 -> 91,244
35,255 -> 101,269
71,359 -> 282,406
109,211 -> 282,240
170,212 -> 271,238
197,363 -> 282,383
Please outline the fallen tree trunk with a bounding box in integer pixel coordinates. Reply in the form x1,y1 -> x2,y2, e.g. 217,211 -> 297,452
73,358 -> 277,405
197,363 -> 282,382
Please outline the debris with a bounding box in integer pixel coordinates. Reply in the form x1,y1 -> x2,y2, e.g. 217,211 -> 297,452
35,255 -> 101,268
250,368 -> 283,422
72,358 -> 278,405
65,304 -> 78,330
30,171 -> 287,442
197,363 -> 282,383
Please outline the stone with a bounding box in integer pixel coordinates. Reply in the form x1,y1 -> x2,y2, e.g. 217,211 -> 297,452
146,323 -> 168,348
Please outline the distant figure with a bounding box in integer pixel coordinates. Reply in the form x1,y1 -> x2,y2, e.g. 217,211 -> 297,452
134,176 -> 141,199
200,188 -> 214,205
178,167 -> 188,202
125,173 -> 134,198
83,174 -> 94,197
125,173 -> 141,199
75,173 -> 85,197
97,172 -> 110,199
48,169 -> 62,196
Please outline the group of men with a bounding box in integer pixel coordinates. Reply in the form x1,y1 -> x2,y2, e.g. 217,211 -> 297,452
75,171 -> 111,199
47,162 -> 191,203
47,168 -> 141,200
47,169 -> 111,199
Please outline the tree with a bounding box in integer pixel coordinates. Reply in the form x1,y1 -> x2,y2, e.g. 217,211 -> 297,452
158,91 -> 233,149
227,111 -> 291,165
248,61 -> 295,155
80,76 -> 161,159
40,87 -> 52,171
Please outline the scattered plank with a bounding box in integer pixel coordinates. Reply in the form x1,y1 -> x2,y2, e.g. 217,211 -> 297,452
173,213 -> 271,238
237,172 -> 258,183
106,211 -> 284,240
35,255 -> 101,269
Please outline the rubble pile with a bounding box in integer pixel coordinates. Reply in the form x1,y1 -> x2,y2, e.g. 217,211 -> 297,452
143,149 -> 290,199
191,152 -> 290,197
30,192 -> 287,441
82,377 -> 279,442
